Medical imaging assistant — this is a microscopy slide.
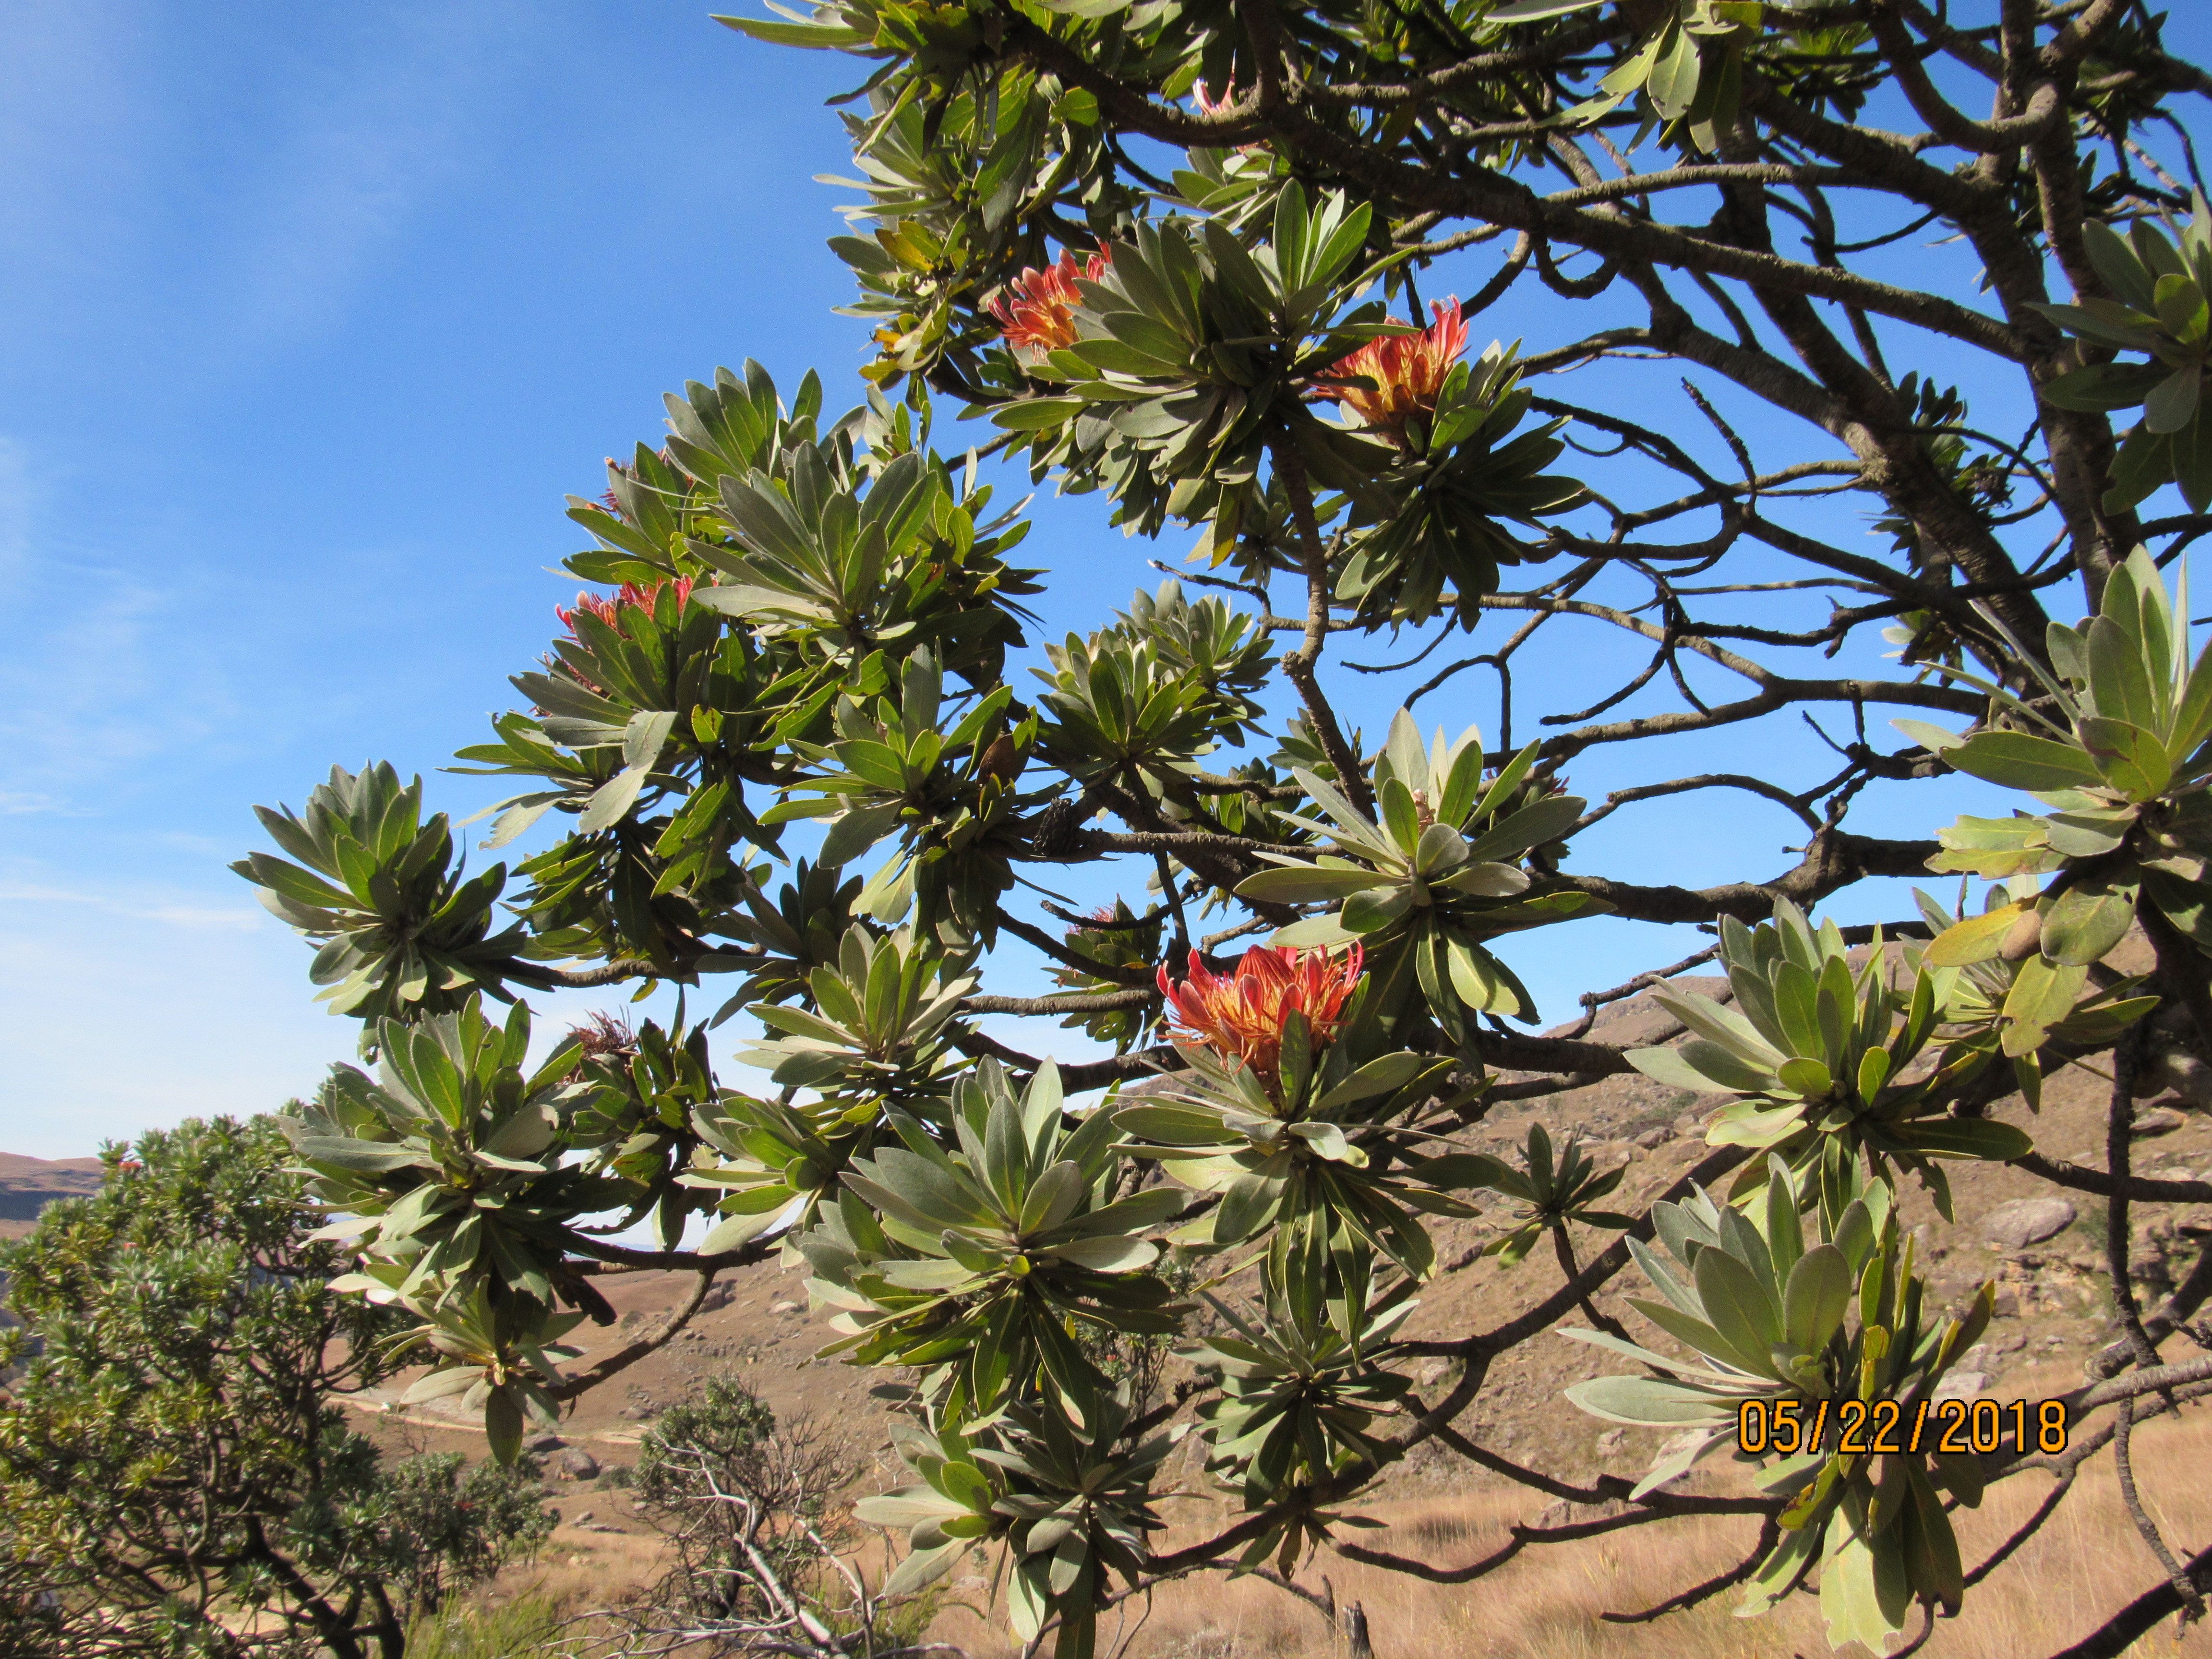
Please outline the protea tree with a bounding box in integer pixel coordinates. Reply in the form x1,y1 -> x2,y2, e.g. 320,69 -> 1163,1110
234,6 -> 2212,1656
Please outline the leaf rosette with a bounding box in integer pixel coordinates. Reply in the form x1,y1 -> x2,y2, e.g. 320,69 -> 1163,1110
1237,710 -> 1603,1036
1563,1158 -> 1996,1652
736,923 -> 976,1109
1476,1123 -> 1638,1266
1189,1248 -> 1415,1574
234,763 -> 527,1032
1115,950 -> 1485,1278
797,1061 -> 1190,1417
1627,901 -> 2028,1210
283,999 -> 622,1313
858,1390 -> 1175,1659
1904,552 -> 2212,1012
2035,197 -> 2212,511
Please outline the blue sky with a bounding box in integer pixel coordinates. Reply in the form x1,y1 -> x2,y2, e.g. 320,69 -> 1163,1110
1,4 -> 2202,1158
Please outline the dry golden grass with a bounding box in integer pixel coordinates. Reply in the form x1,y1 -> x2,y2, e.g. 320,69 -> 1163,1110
923,1404 -> 2212,1659
446,1396 -> 2212,1658
472,1522 -> 669,1621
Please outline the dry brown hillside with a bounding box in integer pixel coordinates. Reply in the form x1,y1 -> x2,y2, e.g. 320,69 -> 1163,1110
333,977 -> 2212,1656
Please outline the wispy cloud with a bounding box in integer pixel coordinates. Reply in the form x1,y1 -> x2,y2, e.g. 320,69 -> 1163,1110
0,878 -> 262,932
182,3 -> 536,365
0,6 -> 541,815
0,2 -> 535,378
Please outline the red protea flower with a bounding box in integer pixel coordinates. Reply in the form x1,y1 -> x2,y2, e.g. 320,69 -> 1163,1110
555,575 -> 695,640
1158,943 -> 1364,1089
989,245 -> 1113,359
1322,298 -> 1467,442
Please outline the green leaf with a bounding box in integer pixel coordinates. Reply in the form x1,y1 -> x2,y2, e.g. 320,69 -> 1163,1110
1942,731 -> 2105,792
699,1201 -> 794,1254
1488,0 -> 1604,17
1780,1244 -> 1851,1354
1463,795 -> 1583,863
1313,1052 -> 1428,1110
1410,1153 -> 1513,1191
1925,901 -> 2029,966
1112,1104 -> 1235,1146
1236,866 -> 1390,904
484,1387 -> 525,1465
1693,1246 -> 1783,1379
880,1539 -> 964,1598
1215,1171 -> 1281,1242
2039,868 -> 2140,964
1044,1234 -> 1157,1271
1564,1373 -> 1731,1426
1342,885 -> 1416,934
1674,1038 -> 1781,1095
1820,1528 -> 1912,1652
577,763 -> 651,834
2000,954 -> 2089,1055
819,801 -> 904,867
2077,716 -> 2174,800
1624,1045 -> 1722,1094
1891,719 -> 1964,754
1776,1057 -> 1833,1099
1647,22 -> 1701,120
1902,1460 -> 1964,1610
1272,913 -> 1362,948
990,398 -> 1088,431
714,14 -> 866,48
1899,1118 -> 2032,1161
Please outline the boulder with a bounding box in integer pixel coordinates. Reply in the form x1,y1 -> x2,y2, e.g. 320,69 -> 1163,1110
1982,1197 -> 2076,1251
1932,1370 -> 1989,1400
2132,1106 -> 2187,1137
526,1433 -> 566,1453
558,1447 -> 601,1480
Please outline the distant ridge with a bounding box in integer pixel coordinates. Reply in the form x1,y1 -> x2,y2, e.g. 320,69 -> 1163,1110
0,1153 -> 105,1236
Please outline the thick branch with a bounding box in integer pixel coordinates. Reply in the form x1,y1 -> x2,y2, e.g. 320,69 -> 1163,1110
1541,830 -> 1943,925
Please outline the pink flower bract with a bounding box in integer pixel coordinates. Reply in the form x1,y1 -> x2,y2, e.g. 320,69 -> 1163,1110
1323,299 -> 1468,440
989,246 -> 1113,358
1157,943 -> 1364,1088
556,575 -> 695,640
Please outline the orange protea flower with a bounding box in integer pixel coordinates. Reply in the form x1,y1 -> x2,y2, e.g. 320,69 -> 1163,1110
989,245 -> 1113,358
556,575 -> 695,640
1158,943 -> 1364,1088
1322,298 -> 1467,442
